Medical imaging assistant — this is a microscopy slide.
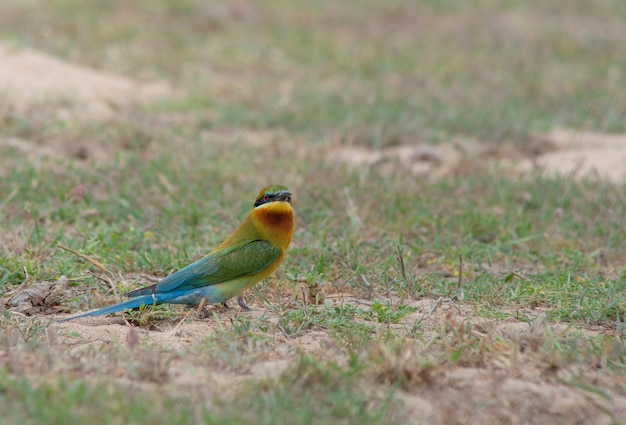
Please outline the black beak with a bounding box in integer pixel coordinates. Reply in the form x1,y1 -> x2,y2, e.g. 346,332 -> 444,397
276,191 -> 292,204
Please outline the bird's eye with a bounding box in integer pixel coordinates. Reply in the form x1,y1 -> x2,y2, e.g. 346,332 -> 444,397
262,194 -> 270,202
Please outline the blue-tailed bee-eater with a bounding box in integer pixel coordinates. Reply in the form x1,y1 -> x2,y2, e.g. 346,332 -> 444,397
62,185 -> 293,320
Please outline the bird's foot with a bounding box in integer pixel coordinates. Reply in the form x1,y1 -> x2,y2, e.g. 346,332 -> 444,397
221,301 -> 229,309
237,297 -> 251,311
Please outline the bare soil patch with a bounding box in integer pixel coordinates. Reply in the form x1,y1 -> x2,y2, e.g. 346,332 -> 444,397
0,42 -> 169,122
332,130 -> 626,183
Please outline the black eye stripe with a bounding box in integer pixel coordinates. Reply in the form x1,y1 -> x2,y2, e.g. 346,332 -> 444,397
254,193 -> 274,207
253,190 -> 291,207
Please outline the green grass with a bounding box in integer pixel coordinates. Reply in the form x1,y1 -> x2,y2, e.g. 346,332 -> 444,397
1,0 -> 626,424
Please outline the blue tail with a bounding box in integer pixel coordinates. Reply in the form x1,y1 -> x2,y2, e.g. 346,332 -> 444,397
59,294 -> 159,322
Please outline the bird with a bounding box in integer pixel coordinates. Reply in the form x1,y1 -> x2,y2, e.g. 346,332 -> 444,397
62,185 -> 294,321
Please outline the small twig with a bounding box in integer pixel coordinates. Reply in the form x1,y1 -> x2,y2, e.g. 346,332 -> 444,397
277,323 -> 291,340
359,274 -> 384,300
451,297 -> 461,315
85,270 -> 118,297
447,254 -> 463,314
59,244 -> 119,297
427,297 -> 444,316
57,244 -> 112,276
397,246 -> 407,281
509,270 -> 530,281
347,298 -> 374,306
343,188 -> 363,230
196,297 -> 207,319
0,188 -> 18,213
397,245 -> 413,298
171,311 -> 193,335
323,294 -> 373,306
457,254 -> 463,292
139,273 -> 162,283
157,172 -> 177,196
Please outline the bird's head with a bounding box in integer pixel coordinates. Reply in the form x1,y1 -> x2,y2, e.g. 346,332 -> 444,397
253,185 -> 292,208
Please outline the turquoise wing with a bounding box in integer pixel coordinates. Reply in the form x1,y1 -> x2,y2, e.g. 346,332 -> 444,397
128,240 -> 280,296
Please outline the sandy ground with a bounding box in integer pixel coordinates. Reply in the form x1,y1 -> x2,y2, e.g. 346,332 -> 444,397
331,130 -> 626,183
2,43 -> 625,424
0,42 -> 170,122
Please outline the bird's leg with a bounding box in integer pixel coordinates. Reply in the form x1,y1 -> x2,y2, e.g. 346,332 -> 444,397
237,297 -> 251,311
221,301 -> 229,309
